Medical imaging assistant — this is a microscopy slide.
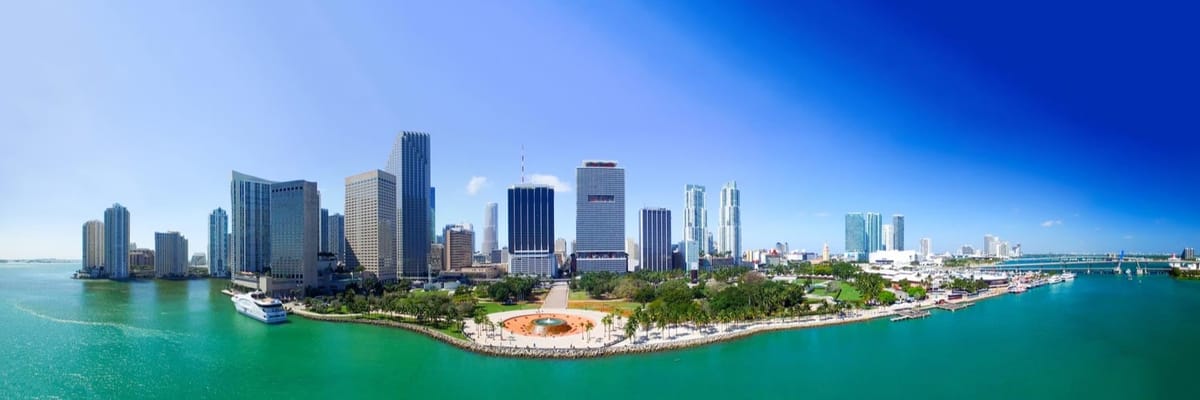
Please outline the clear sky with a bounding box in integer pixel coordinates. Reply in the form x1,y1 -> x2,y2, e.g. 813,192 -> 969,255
2,0 -> 1198,259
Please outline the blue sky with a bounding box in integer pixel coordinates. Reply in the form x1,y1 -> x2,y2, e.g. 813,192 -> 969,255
2,0 -> 1197,259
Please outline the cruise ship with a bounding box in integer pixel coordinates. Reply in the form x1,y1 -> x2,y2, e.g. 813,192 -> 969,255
231,291 -> 288,324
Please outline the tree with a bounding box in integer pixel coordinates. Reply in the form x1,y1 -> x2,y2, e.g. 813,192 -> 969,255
623,314 -> 638,343
878,290 -> 898,305
601,314 -> 614,340
585,321 -> 595,341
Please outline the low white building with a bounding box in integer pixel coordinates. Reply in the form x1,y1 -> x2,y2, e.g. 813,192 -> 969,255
869,250 -> 918,266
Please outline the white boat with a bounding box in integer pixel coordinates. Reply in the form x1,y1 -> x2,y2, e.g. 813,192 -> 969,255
1062,272 -> 1076,281
1007,285 -> 1027,294
232,291 -> 288,324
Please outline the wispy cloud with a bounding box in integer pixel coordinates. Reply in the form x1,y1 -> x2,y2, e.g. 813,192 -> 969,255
530,174 -> 570,192
465,176 -> 488,196
1040,219 -> 1063,228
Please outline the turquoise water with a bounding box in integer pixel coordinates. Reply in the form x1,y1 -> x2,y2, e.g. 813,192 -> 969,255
2,263 -> 1197,399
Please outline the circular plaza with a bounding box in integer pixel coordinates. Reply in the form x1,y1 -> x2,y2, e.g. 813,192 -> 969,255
466,308 -> 621,350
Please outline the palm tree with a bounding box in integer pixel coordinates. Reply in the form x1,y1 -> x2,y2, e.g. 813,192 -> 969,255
623,315 -> 638,343
601,314 -> 613,341
585,321 -> 595,341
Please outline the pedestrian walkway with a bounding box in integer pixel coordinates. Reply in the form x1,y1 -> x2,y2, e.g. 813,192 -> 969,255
542,283 -> 569,309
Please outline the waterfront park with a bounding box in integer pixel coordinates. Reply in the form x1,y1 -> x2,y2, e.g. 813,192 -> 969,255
288,262 -> 1010,357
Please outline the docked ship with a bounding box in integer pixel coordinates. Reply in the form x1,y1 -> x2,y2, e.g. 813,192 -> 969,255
231,291 -> 288,324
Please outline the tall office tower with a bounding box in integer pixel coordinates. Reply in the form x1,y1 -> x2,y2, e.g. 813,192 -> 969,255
920,238 -> 932,260
892,215 -> 905,251
983,234 -> 997,257
104,203 -> 130,279
270,180 -> 320,289
639,208 -> 672,271
319,208 -> 330,253
882,224 -> 895,251
444,224 -> 474,271
482,202 -> 499,262
327,213 -> 345,263
208,208 -> 229,277
231,171 -> 275,278
706,231 -> 715,255
822,243 -> 830,262
386,131 -> 431,278
717,181 -> 741,263
575,161 -> 626,274
865,212 -> 883,253
429,243 -> 444,274
844,212 -> 866,260
683,184 -> 706,270
960,245 -> 976,256
82,220 -> 104,270
508,184 -> 556,277
345,170 -> 397,282
429,187 -> 436,244
154,231 -> 188,278
554,238 -> 568,267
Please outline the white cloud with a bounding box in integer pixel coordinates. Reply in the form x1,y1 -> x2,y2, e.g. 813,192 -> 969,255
465,176 -> 488,196
529,174 -> 571,192
1040,219 -> 1063,228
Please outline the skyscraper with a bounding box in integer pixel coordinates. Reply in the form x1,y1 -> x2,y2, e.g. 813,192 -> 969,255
386,131 -> 431,278
920,237 -> 932,260
575,161 -> 626,274
231,171 -> 275,280
554,238 -> 568,267
683,184 -> 706,270
717,181 -> 741,263
883,224 -> 894,251
154,231 -> 188,278
482,202 -> 498,262
984,234 -> 997,257
327,213 -> 345,264
319,208 -> 330,253
104,203 -> 130,279
429,187 -> 437,244
844,212 -> 866,258
82,220 -> 104,271
639,208 -> 672,271
269,180 -> 320,290
892,214 -> 905,251
444,224 -> 474,271
345,170 -> 397,282
208,208 -> 229,277
508,184 -> 556,277
865,212 -> 883,253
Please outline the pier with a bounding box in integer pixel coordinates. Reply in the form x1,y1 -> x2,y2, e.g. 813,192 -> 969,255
935,303 -> 972,312
891,309 -> 931,322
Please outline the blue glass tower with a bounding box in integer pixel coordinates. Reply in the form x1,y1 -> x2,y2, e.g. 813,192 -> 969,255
386,131 -> 431,279
508,184 -> 556,277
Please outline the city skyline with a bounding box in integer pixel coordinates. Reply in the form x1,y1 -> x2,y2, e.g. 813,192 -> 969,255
3,2 -> 1198,259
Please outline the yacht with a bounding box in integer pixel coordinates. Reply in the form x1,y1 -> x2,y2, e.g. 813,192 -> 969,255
1007,284 -> 1027,294
232,291 -> 288,324
1062,272 -> 1076,281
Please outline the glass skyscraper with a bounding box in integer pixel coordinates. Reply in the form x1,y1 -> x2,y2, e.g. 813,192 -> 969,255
575,161 -> 626,274
327,213 -> 345,264
718,181 -> 741,263
482,202 -> 498,263
683,184 -> 706,270
230,171 -> 275,279
103,203 -> 130,280
865,212 -> 883,253
639,208 -> 672,272
386,131 -> 431,279
208,208 -> 229,277
844,212 -> 866,261
269,180 -> 320,289
319,208 -> 330,253
892,214 -> 905,251
508,184 -> 556,277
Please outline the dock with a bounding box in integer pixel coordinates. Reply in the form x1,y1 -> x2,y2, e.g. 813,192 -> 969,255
935,302 -> 973,312
890,309 -> 931,322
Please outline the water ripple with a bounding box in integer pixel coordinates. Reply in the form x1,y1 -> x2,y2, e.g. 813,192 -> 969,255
12,303 -> 181,341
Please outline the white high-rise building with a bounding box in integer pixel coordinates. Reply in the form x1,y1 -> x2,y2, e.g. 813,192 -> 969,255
984,234 -> 998,257
920,238 -> 932,260
717,181 -> 741,263
883,224 -> 895,251
482,202 -> 498,262
683,184 -> 706,270
346,170 -> 398,282
208,208 -> 229,277
82,220 -> 104,271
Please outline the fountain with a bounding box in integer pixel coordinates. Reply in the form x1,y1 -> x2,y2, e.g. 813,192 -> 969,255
532,317 -> 570,336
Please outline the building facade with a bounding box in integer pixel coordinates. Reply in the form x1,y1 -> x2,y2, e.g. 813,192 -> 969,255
508,184 -> 556,277
865,212 -> 883,253
345,170 -> 397,282
717,181 -> 741,263
639,208 -> 672,272
319,208 -> 330,253
844,212 -> 866,261
575,161 -> 626,274
82,220 -> 104,271
883,224 -> 895,251
231,171 -> 275,279
269,180 -> 321,290
444,224 -> 474,271
683,184 -> 706,270
892,214 -> 905,251
327,213 -> 345,264
920,237 -> 932,260
208,208 -> 229,277
482,202 -> 499,263
104,203 -> 130,279
386,131 -> 432,279
154,231 -> 188,278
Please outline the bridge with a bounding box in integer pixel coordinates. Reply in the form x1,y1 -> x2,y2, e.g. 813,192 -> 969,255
979,255 -> 1175,274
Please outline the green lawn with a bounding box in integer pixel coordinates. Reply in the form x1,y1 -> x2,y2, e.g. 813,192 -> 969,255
479,302 -> 540,314
835,281 -> 862,302
568,301 -> 642,315
568,290 -> 592,301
